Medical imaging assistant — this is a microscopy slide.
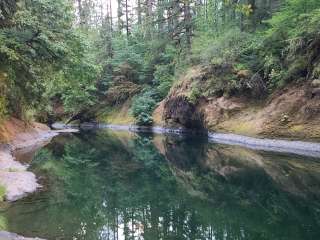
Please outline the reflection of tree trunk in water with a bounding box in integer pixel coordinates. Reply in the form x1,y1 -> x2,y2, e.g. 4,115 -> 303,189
172,205 -> 182,236
209,225 -> 213,239
177,204 -> 185,237
116,213 -> 119,240
107,217 -> 110,238
113,212 -> 118,240
188,210 -> 197,239
163,209 -> 170,238
131,208 -> 134,239
150,204 -> 160,238
123,211 -> 130,240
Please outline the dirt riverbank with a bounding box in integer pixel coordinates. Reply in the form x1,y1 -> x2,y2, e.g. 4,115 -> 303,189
0,118 -> 77,201
0,118 -> 77,239
153,66 -> 320,140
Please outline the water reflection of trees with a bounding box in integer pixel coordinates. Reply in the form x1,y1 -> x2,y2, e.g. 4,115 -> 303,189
6,131 -> 320,240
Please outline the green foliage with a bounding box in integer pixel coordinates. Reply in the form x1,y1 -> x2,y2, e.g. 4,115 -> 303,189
0,185 -> 6,202
268,69 -> 286,90
0,97 -> 7,119
109,35 -> 145,83
130,89 -> 157,125
192,28 -> 254,65
312,62 -> 320,79
285,57 -> 308,81
0,73 -> 7,118
256,0 -> 320,90
1,0 -> 319,124
0,0 -> 100,120
0,214 -> 7,231
188,83 -> 202,103
154,64 -> 174,98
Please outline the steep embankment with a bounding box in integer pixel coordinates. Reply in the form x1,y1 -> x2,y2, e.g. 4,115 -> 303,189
153,65 -> 320,140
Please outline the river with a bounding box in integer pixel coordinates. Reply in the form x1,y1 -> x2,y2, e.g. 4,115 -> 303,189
1,129 -> 320,239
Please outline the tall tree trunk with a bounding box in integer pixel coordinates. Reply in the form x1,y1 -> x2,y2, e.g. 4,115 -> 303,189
117,0 -> 123,33
125,0 -> 130,37
145,0 -> 153,39
184,0 -> 192,48
109,0 -> 113,32
157,0 -> 164,34
137,0 -> 142,25
167,4 -> 174,40
77,0 -> 85,25
248,0 -> 256,30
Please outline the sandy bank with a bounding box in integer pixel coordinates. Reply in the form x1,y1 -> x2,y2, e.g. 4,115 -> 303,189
0,118 -> 77,202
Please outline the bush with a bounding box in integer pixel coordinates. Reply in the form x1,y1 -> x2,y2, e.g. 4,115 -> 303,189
188,83 -> 201,103
191,28 -> 254,65
260,1 -> 320,88
130,89 -> 157,125
284,57 -> 308,82
154,64 -> 174,98
0,97 -> 6,119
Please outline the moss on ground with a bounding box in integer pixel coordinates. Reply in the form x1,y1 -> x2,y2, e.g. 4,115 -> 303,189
0,214 -> 8,230
0,185 -> 6,202
97,100 -> 135,125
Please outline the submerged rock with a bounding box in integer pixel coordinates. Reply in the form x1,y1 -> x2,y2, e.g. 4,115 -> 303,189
0,231 -> 45,240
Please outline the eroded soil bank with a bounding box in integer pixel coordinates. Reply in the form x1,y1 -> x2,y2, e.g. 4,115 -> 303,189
153,66 -> 320,140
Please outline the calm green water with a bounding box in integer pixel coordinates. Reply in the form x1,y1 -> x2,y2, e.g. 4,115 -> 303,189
2,130 -> 320,240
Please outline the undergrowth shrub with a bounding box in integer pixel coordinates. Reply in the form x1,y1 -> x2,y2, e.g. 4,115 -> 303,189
191,28 -> 254,65
154,64 -> 174,98
188,82 -> 202,103
130,89 -> 157,125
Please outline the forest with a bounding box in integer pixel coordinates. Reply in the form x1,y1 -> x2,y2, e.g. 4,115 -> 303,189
1,0 -> 320,129
2,1 -> 320,239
